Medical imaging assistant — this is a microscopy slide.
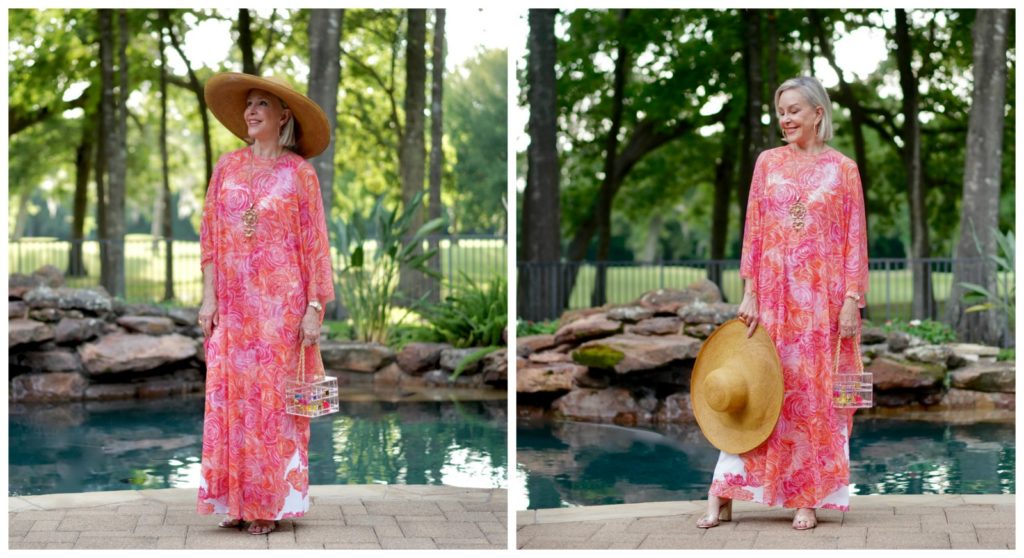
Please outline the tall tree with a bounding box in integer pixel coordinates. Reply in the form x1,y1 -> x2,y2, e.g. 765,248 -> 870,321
398,9 -> 427,300
737,9 -> 767,243
427,9 -> 446,302
708,101 -> 738,292
307,8 -> 344,317
239,9 -> 257,74
895,9 -> 934,319
98,10 -> 118,295
520,9 -> 562,320
68,108 -> 93,277
946,9 -> 1011,345
166,13 -> 213,185
159,12 -> 174,301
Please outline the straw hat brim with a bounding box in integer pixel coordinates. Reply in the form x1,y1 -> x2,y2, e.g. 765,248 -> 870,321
204,72 -> 330,159
690,319 -> 784,455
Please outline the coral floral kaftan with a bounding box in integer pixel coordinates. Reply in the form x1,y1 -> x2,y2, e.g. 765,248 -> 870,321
196,146 -> 334,521
708,145 -> 868,511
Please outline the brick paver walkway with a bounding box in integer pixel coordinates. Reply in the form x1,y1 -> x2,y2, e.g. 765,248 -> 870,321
516,494 -> 1014,549
9,485 -> 507,549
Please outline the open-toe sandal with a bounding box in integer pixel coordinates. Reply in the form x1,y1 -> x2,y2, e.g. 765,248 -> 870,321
792,508 -> 817,530
248,520 -> 278,535
696,498 -> 733,529
218,517 -> 243,529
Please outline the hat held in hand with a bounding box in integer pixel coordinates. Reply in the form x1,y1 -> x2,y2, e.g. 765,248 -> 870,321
690,319 -> 783,454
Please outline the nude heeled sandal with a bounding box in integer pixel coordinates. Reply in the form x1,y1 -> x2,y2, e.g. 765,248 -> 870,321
696,498 -> 733,529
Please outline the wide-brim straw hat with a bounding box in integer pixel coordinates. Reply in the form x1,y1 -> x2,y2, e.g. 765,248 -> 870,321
204,72 -> 330,159
690,319 -> 784,454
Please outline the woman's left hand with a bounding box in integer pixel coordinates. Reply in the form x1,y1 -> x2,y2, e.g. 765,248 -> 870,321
839,297 -> 859,338
300,308 -> 321,346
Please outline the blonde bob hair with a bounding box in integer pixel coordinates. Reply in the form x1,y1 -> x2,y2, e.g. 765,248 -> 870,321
243,92 -> 297,150
774,76 -> 833,142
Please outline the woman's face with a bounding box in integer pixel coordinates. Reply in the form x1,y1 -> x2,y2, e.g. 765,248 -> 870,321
244,89 -> 290,144
776,89 -> 823,147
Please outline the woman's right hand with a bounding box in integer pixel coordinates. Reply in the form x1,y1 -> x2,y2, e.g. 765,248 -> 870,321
738,291 -> 758,338
198,296 -> 218,338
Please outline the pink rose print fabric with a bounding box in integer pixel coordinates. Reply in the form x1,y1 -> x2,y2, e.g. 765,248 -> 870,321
708,145 -> 868,511
196,146 -> 335,521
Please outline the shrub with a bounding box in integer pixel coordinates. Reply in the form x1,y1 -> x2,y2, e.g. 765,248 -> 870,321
422,273 -> 507,348
517,319 -> 559,336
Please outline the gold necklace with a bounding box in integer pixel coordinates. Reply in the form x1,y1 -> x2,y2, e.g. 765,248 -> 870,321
789,196 -> 807,230
242,146 -> 282,238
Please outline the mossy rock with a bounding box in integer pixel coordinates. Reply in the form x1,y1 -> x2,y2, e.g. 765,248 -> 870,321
572,345 -> 625,369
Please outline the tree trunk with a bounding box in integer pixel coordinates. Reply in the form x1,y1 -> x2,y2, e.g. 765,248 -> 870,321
738,9 -> 765,244
307,8 -> 344,317
99,9 -> 118,295
765,9 -> 779,136
946,9 -> 1010,345
896,9 -> 933,319
639,213 -> 662,263
709,102 -> 738,294
159,14 -> 174,302
239,9 -> 256,75
167,17 -> 213,186
520,8 -> 562,321
94,84 -> 109,290
68,113 -> 93,277
427,8 -> 446,303
106,8 -> 129,298
398,9 -> 427,303
591,9 -> 631,308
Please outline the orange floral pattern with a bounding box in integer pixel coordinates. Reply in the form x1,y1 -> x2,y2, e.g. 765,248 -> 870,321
709,146 -> 868,511
196,146 -> 334,521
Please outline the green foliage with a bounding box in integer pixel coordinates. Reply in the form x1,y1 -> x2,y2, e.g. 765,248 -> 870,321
996,348 -> 1014,362
335,191 -> 445,344
420,273 -> 507,348
874,318 -> 957,345
517,319 -> 560,336
572,346 -> 625,369
960,228 -> 1015,331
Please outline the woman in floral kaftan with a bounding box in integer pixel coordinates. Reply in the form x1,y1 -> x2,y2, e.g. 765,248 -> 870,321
697,76 -> 869,531
195,74 -> 334,536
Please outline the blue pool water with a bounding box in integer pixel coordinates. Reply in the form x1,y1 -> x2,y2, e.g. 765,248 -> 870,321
516,417 -> 1014,509
9,394 -> 507,496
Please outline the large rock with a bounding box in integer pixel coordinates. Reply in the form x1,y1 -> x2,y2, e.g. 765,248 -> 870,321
607,306 -> 655,323
517,362 -> 586,393
33,265 -> 66,288
440,347 -> 486,375
9,300 -> 29,319
677,302 -> 738,325
23,286 -> 113,314
397,342 -> 451,374
516,334 -> 557,357
528,351 -> 573,364
122,303 -> 167,317
948,343 -> 1000,363
29,308 -> 64,323
558,307 -> 607,327
116,316 -> 176,335
626,317 -> 682,336
683,323 -> 716,339
861,327 -> 887,345
654,392 -> 696,424
950,362 -> 1015,393
553,313 -> 623,346
167,307 -> 200,327
9,273 -> 42,299
866,356 -> 946,406
638,280 -> 723,314
54,317 -> 107,344
904,345 -> 953,367
11,349 -> 82,373
481,349 -> 508,385
77,333 -> 197,375
84,383 -> 139,401
886,331 -> 925,353
573,334 -> 701,374
939,388 -> 1015,411
10,372 -> 88,402
552,387 -> 653,426
9,319 -> 55,348
372,363 -> 406,387
320,341 -> 395,373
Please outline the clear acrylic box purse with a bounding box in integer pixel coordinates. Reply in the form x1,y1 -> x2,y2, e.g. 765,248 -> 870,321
832,336 -> 873,409
285,346 -> 339,418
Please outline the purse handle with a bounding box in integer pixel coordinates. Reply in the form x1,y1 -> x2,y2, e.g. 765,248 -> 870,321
297,343 -> 326,383
832,332 -> 864,377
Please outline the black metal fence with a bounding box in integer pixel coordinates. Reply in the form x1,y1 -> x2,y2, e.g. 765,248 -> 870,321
8,235 -> 506,306
517,257 -> 1010,325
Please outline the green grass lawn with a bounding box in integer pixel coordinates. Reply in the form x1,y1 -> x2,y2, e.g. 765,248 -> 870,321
10,235 -> 506,306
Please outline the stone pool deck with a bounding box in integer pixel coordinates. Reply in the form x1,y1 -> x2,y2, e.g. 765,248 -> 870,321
517,494 -> 1014,549
9,485 -> 507,549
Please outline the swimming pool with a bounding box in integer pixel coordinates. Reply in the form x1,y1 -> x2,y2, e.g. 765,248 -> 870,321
515,417 -> 1014,509
9,393 -> 507,496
